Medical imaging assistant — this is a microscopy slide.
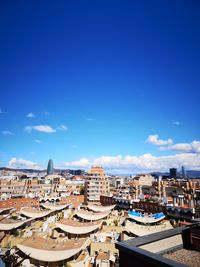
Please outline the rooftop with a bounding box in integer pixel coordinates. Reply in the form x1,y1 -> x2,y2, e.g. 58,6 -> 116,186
164,249 -> 200,267
19,235 -> 87,251
58,218 -> 101,227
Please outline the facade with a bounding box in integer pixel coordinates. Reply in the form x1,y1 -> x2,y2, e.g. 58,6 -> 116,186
47,159 -> 54,175
0,198 -> 39,211
0,179 -> 42,200
84,166 -> 110,204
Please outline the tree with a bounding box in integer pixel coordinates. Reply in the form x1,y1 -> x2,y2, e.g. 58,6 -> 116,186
79,186 -> 85,195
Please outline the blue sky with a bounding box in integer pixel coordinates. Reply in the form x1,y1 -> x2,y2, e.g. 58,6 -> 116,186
0,1 -> 200,173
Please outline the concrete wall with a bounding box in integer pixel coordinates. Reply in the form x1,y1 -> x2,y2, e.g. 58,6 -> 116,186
140,234 -> 183,253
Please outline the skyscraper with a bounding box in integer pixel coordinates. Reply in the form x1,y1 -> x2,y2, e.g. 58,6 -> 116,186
169,168 -> 177,178
182,166 -> 186,179
47,159 -> 54,175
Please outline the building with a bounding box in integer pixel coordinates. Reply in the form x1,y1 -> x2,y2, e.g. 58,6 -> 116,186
181,166 -> 186,179
47,159 -> 54,175
0,198 -> 39,211
69,169 -> 85,175
84,166 -> 110,204
170,168 -> 177,179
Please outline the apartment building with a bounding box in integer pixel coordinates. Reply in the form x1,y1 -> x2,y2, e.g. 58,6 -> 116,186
84,166 -> 110,204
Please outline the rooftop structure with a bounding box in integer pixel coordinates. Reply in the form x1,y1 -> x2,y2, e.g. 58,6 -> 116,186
125,220 -> 173,236
56,218 -> 102,234
0,216 -> 33,231
128,211 -> 165,224
116,226 -> 188,267
20,207 -> 52,218
75,209 -> 111,221
87,204 -> 116,213
17,235 -> 89,262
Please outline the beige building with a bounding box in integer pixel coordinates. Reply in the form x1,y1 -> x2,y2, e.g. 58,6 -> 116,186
84,166 -> 110,204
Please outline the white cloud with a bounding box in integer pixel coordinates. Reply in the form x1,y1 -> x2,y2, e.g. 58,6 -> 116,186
33,125 -> 56,133
2,130 -> 15,136
26,112 -> 35,118
8,157 -> 41,169
62,158 -> 90,168
87,118 -> 94,121
146,134 -> 173,146
160,140 -> 200,153
57,125 -> 68,131
24,125 -> 56,133
25,125 -> 67,133
173,121 -> 180,125
35,139 -> 42,143
61,153 -> 200,173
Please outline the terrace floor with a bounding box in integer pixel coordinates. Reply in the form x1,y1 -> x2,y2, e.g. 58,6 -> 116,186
163,249 -> 200,267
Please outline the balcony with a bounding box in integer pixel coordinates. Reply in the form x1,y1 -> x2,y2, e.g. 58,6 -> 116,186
116,224 -> 200,267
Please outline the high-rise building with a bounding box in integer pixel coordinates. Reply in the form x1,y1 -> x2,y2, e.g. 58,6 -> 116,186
169,168 -> 177,179
84,166 -> 110,204
47,159 -> 54,175
182,166 -> 186,179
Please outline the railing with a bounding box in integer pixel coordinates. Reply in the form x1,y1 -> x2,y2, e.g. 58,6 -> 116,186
190,225 -> 200,251
116,226 -> 188,267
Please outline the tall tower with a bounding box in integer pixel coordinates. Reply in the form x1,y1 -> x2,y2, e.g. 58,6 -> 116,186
181,166 -> 186,179
47,159 -> 54,175
169,168 -> 177,179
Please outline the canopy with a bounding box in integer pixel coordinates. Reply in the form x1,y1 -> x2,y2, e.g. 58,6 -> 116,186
20,208 -> 52,218
0,208 -> 13,214
41,203 -> 69,211
87,204 -> 115,213
17,236 -> 89,262
75,210 -> 110,221
125,220 -> 172,236
128,211 -> 165,224
0,218 -> 33,231
56,219 -> 101,234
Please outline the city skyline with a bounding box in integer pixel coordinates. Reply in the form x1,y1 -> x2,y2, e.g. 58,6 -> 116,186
0,1 -> 200,174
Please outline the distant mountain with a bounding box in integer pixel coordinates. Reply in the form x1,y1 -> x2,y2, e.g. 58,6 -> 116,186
186,170 -> 200,178
0,167 -> 45,173
0,167 -> 80,174
0,167 -> 200,177
151,170 -> 200,178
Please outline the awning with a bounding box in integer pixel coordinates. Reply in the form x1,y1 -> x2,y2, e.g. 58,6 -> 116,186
20,208 -> 52,218
41,203 -> 69,211
56,220 -> 101,234
0,218 -> 33,231
87,204 -> 115,213
125,220 -> 173,236
17,236 -> 89,262
75,210 -> 110,221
